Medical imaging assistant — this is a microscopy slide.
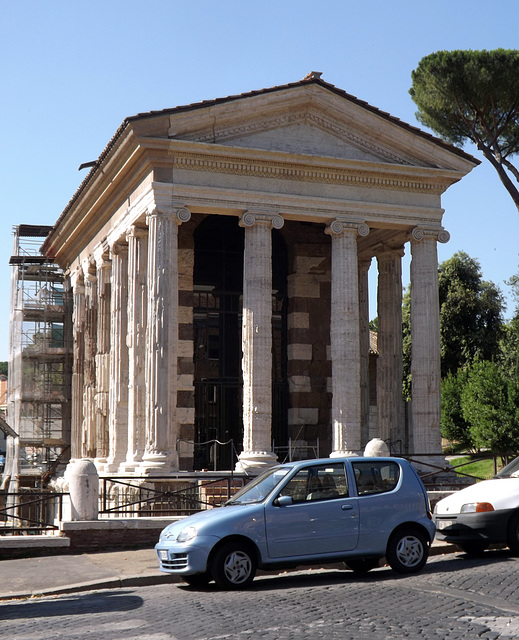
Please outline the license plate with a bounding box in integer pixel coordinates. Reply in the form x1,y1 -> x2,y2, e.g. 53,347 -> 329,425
159,549 -> 168,560
437,519 -> 453,530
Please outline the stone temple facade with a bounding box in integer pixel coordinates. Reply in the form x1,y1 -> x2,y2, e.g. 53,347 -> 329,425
41,73 -> 477,475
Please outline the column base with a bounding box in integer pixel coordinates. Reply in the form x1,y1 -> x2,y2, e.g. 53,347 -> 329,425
235,450 -> 278,475
330,450 -> 361,458
118,460 -> 142,474
137,451 -> 179,475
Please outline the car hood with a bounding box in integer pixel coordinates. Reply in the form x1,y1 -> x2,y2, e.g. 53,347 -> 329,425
159,503 -> 263,539
435,478 -> 519,514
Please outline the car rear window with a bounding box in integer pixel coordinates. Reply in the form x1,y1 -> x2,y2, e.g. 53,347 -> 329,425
352,461 -> 400,496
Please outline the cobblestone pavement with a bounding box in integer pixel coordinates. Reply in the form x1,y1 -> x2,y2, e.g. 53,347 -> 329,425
3,550 -> 519,640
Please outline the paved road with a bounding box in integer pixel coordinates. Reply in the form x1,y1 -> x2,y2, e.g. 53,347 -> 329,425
3,550 -> 519,640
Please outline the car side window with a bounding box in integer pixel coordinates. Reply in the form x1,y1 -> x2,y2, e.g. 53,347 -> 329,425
279,463 -> 348,503
352,461 -> 400,496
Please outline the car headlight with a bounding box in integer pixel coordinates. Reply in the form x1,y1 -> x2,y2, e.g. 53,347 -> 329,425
176,525 -> 198,542
460,502 -> 495,513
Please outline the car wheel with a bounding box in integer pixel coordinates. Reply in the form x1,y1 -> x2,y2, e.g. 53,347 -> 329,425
210,541 -> 256,589
346,558 -> 380,573
183,572 -> 211,587
507,512 -> 519,555
386,528 -> 428,574
458,541 -> 488,555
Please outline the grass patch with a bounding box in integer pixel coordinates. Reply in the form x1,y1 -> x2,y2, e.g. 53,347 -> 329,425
449,456 -> 500,481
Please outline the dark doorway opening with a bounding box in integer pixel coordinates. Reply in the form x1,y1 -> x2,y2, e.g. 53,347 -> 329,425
193,216 -> 288,470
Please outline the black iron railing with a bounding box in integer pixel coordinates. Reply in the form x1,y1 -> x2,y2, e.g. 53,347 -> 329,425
99,474 -> 249,517
0,491 -> 65,534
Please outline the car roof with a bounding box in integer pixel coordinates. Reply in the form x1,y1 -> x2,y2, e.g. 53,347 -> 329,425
276,456 -> 406,470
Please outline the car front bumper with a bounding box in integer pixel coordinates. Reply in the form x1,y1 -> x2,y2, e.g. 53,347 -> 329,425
155,535 -> 219,575
434,508 -> 514,544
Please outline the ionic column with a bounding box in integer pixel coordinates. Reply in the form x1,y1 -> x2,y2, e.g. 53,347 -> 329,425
121,225 -> 148,472
376,248 -> 404,445
94,248 -> 111,468
236,211 -> 284,473
82,262 -> 97,459
410,227 -> 450,461
105,240 -> 129,473
70,269 -> 85,461
358,257 -> 372,447
140,206 -> 191,474
325,219 -> 369,457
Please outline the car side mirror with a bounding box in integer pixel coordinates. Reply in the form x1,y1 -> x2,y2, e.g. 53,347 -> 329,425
274,495 -> 293,506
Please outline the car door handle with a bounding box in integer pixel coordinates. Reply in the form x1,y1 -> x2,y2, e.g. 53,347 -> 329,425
341,504 -> 353,510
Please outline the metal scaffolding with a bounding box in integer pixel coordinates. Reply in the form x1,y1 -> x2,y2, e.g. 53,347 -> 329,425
6,224 -> 72,487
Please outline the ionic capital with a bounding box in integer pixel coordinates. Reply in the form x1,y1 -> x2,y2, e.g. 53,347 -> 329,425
146,205 -> 191,225
126,224 -> 148,242
69,266 -> 85,292
239,211 -> 284,229
325,219 -> 370,237
109,239 -> 129,258
411,226 -> 450,244
93,242 -> 111,269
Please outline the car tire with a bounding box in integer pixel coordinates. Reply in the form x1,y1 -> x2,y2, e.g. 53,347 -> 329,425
507,512 -> 519,555
458,541 -> 488,555
183,572 -> 211,587
386,528 -> 428,574
346,558 -> 380,573
210,541 -> 256,589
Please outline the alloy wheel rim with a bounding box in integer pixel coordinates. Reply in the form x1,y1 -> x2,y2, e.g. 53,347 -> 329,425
223,551 -> 252,584
396,535 -> 423,567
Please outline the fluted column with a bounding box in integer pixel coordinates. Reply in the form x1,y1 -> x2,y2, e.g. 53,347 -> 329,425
140,206 -> 191,474
105,240 -> 129,472
82,262 -> 97,459
70,269 -> 85,461
358,257 -> 372,448
410,227 -> 449,460
376,248 -> 404,445
121,225 -> 148,472
326,219 -> 369,457
94,248 -> 111,468
236,211 -> 284,473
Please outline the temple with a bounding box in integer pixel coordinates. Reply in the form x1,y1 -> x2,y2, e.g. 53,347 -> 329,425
38,73 -> 478,475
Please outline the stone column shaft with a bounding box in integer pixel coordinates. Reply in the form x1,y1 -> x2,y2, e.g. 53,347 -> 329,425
141,206 -> 191,473
376,249 -> 404,445
122,225 -> 148,471
236,211 -> 284,473
326,219 -> 369,456
410,227 -> 449,456
358,258 -> 371,447
82,266 -> 97,459
94,250 -> 111,466
70,270 -> 85,461
105,241 -> 129,472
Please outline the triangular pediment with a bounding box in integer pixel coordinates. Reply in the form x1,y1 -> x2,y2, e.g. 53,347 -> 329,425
159,83 -> 474,171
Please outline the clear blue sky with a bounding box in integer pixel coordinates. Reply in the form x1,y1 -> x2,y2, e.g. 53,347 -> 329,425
1,0 -> 518,361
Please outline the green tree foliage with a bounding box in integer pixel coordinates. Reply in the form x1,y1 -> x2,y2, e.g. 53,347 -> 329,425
410,49 -> 519,211
0,362 -> 7,376
461,361 -> 519,455
438,252 -> 504,377
441,369 -> 472,450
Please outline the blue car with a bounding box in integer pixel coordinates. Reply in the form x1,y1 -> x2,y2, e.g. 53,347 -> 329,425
155,457 -> 435,589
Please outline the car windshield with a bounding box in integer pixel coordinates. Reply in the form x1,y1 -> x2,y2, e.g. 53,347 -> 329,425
226,467 -> 291,505
496,456 -> 519,478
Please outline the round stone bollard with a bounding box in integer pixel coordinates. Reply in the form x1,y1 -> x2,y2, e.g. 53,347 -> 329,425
364,438 -> 390,457
65,459 -> 99,521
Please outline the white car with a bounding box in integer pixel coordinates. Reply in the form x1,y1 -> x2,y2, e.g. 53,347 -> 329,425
434,455 -> 519,554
